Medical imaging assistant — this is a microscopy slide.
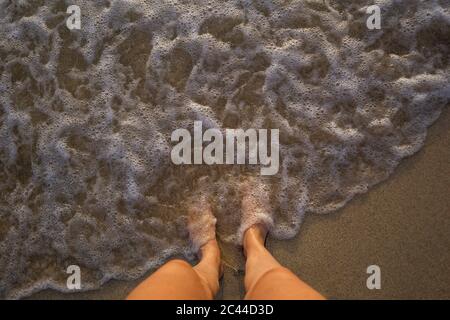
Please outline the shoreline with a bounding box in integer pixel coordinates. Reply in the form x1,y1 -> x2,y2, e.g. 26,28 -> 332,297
29,107 -> 450,299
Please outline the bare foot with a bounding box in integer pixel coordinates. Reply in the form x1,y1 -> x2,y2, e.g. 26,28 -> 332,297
187,194 -> 217,254
187,195 -> 223,295
239,176 -> 274,247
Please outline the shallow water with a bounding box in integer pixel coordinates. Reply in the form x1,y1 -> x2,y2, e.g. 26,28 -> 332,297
0,0 -> 449,298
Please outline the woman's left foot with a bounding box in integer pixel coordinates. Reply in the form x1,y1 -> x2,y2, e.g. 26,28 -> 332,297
187,194 -> 217,254
187,196 -> 223,296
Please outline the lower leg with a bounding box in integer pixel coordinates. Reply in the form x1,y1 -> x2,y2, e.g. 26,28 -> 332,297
243,225 -> 282,291
243,225 -> 325,300
193,239 -> 222,298
127,239 -> 221,300
127,195 -> 221,300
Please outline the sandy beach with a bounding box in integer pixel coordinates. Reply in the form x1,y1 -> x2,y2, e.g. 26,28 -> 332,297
29,107 -> 449,300
2,0 -> 449,300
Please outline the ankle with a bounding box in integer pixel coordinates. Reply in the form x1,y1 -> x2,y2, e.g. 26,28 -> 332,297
243,225 -> 267,256
245,225 -> 267,244
200,239 -> 219,256
199,240 -> 221,268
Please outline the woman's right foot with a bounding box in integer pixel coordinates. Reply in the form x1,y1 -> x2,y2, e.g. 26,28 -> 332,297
243,224 -> 269,257
239,176 -> 274,253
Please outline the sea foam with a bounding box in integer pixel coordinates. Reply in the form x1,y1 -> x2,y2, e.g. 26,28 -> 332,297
0,0 -> 449,298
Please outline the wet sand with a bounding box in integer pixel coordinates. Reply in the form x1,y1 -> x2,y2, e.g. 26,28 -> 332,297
30,107 -> 450,300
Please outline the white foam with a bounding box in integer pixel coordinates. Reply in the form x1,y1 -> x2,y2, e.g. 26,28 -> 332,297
0,0 -> 449,299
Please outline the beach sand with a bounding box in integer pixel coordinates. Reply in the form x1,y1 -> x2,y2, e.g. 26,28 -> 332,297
30,107 -> 450,300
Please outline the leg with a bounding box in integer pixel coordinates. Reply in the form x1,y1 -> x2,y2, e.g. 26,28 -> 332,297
239,176 -> 325,300
127,239 -> 221,300
243,225 -> 325,300
127,194 -> 221,300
